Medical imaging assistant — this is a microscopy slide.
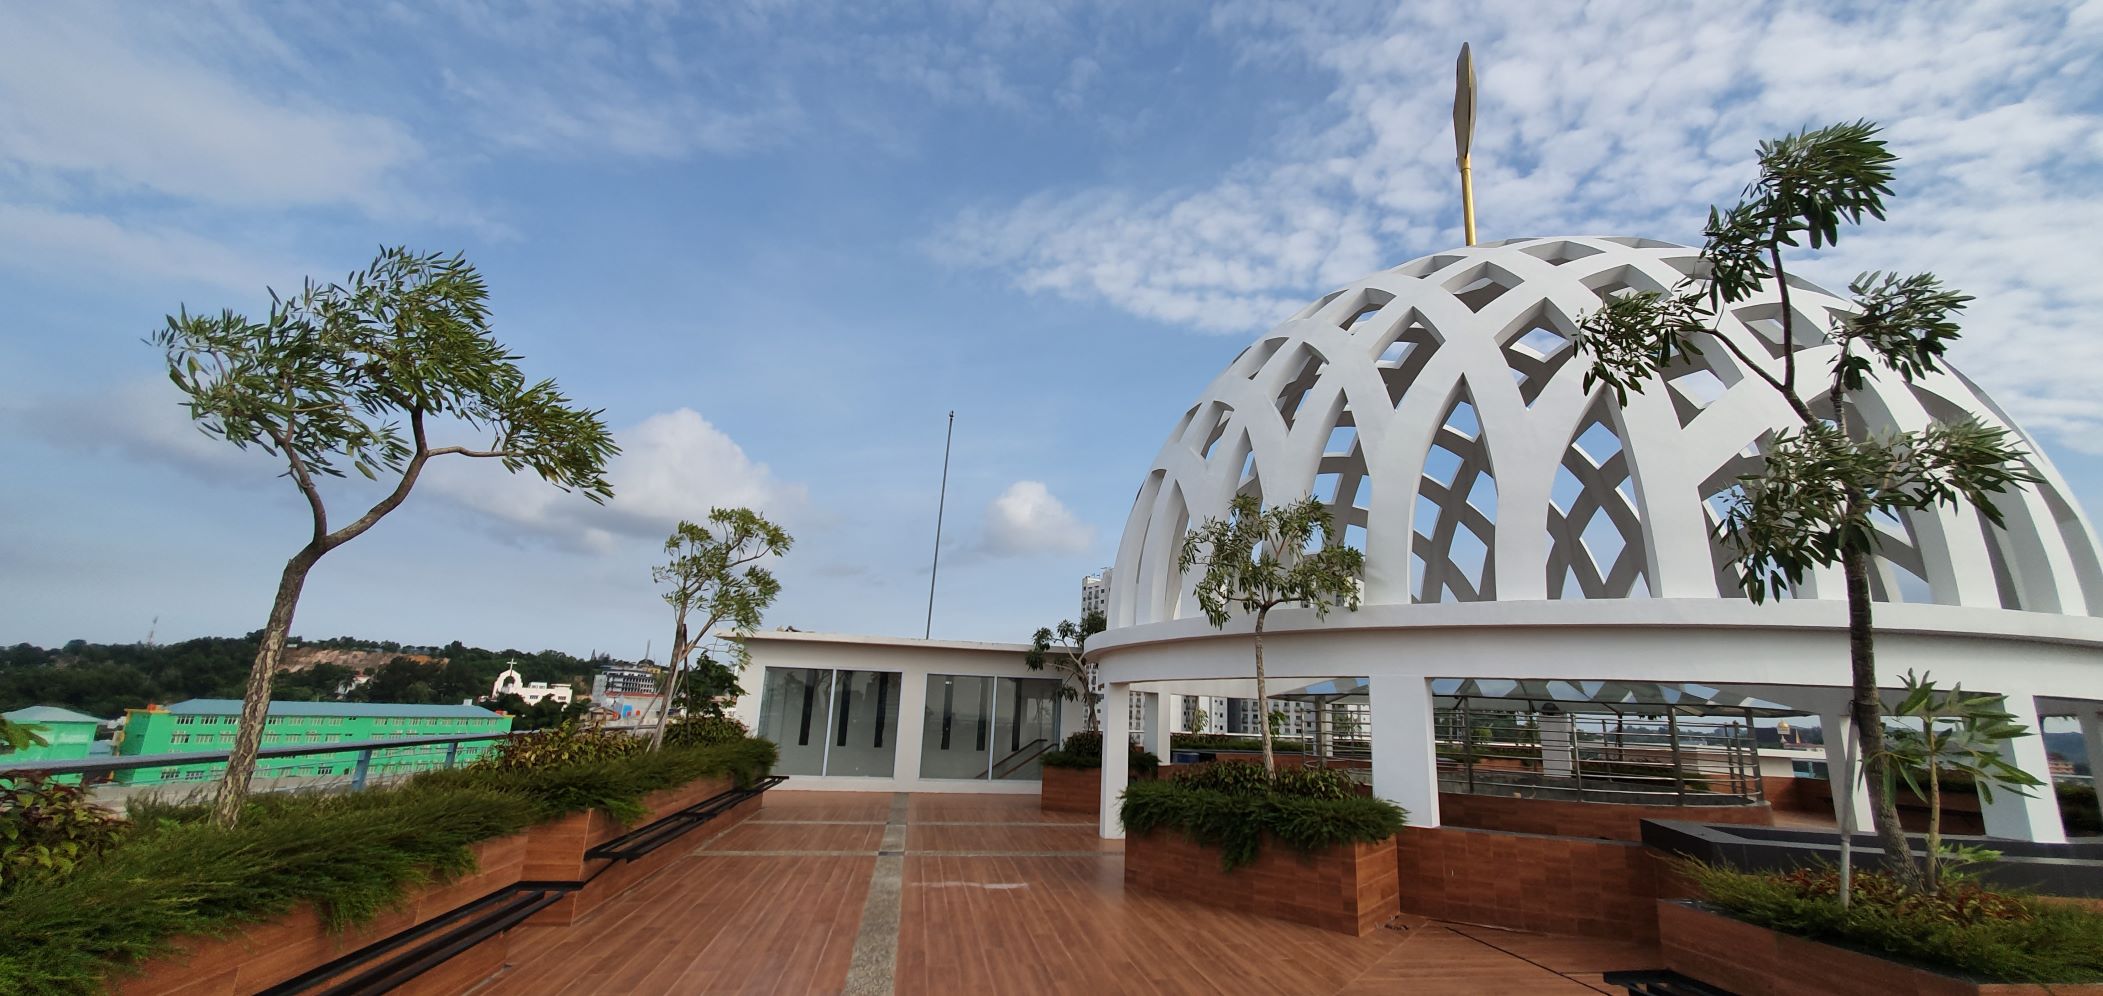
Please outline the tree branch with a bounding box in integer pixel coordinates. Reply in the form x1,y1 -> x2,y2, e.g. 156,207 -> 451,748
425,445 -> 517,459
321,407 -> 432,552
272,424 -> 330,547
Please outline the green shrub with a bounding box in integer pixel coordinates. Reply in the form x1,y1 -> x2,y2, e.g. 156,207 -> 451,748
472,722 -> 644,771
665,715 -> 752,748
1120,777 -> 1404,870
1688,862 -> 2103,984
1270,767 -> 1359,801
1,775 -> 127,893
1040,731 -> 1161,776
0,736 -> 779,994
1170,733 -> 1276,752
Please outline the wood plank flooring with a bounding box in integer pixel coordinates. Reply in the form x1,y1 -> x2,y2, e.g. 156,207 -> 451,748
474,791 -> 1662,995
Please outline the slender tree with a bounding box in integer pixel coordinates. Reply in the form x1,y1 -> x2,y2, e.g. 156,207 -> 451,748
157,248 -> 617,827
1179,494 -> 1365,773
1573,122 -> 2037,881
1025,611 -> 1107,732
648,509 -> 791,750
1878,672 -> 2043,895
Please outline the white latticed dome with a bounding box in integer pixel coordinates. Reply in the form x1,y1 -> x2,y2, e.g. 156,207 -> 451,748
1108,236 -> 2103,629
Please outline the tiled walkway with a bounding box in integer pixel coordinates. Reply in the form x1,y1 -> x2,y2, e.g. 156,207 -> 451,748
476,792 -> 1660,995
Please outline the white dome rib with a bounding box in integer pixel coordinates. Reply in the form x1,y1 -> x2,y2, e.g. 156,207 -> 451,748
1108,236 -> 2103,629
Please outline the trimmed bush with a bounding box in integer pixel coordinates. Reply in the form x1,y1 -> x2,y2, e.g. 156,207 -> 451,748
0,736 -> 779,994
1121,767 -> 1404,871
472,722 -> 644,771
1040,730 -> 1160,776
665,714 -> 752,748
1688,862 -> 2103,984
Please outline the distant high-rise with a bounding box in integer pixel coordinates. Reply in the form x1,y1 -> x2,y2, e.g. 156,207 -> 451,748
1081,567 -> 1111,620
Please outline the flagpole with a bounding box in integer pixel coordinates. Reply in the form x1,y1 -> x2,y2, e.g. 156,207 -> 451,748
925,411 -> 955,639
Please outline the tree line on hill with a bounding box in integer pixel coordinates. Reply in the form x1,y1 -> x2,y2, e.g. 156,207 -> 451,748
0,635 -> 639,721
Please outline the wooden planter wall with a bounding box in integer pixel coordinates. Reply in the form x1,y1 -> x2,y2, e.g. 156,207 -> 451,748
522,774 -> 736,927
119,833 -> 531,996
1040,765 -> 1101,815
1124,830 -> 1400,936
1658,900 -> 2103,996
117,773 -> 756,996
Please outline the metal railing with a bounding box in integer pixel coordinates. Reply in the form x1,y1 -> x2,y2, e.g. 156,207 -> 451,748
0,731 -> 513,792
1433,705 -> 1765,805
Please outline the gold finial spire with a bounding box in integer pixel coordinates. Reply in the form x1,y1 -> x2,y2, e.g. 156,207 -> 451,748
1453,42 -> 1478,246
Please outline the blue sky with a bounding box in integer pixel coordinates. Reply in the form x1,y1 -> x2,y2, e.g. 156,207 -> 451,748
3,1 -> 2102,657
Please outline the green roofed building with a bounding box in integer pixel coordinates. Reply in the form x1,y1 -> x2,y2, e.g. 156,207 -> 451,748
2,705 -> 105,784
114,699 -> 513,786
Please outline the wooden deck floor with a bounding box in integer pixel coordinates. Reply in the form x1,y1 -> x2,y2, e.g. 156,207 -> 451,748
477,791 -> 1660,995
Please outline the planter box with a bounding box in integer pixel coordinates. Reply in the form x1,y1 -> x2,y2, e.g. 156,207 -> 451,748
1658,900 -> 2103,996
1041,765 -> 1101,815
522,774 -> 737,926
115,772 -> 756,995
1124,830 -> 1399,935
1396,825 -> 1672,941
1439,791 -> 1773,841
119,832 -> 529,996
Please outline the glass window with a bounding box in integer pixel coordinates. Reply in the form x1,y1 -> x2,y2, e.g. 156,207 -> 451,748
755,667 -> 833,776
919,674 -> 993,779
826,670 -> 901,777
992,677 -> 1062,780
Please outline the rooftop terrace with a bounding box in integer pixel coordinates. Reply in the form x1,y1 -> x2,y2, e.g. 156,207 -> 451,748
471,791 -> 1660,995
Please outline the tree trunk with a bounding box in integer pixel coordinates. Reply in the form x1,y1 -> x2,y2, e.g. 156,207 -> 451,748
1254,609 -> 1274,774
212,548 -> 319,828
648,614 -> 690,752
1926,763 -> 1943,892
1842,545 -> 1920,881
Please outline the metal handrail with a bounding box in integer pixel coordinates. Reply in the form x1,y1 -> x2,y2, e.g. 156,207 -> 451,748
0,731 -> 513,787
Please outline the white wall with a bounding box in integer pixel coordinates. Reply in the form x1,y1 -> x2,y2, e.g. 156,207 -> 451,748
733,633 -> 1084,794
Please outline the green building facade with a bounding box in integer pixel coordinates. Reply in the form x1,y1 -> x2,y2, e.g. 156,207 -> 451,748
115,699 -> 513,786
2,705 -> 104,784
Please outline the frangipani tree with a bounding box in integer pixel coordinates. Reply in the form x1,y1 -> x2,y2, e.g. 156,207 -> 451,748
1025,611 -> 1107,732
649,508 -> 791,750
157,248 -> 617,827
1179,494 -> 1365,773
1573,122 -> 2037,880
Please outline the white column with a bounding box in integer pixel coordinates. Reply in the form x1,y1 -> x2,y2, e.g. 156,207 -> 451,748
1141,691 -> 1170,758
2081,711 -> 2103,797
1099,680 -> 1132,839
1980,692 -> 2067,843
891,671 -> 929,790
1820,712 -> 1872,833
1369,676 -> 1441,827
1539,712 -> 1575,779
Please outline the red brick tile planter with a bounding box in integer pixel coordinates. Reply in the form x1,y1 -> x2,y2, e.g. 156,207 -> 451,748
1040,765 -> 1101,815
119,832 -> 529,995
1395,825 -> 1680,941
1124,829 -> 1400,935
116,773 -> 755,995
1658,900 -> 2103,996
522,774 -> 736,926
1438,791 -> 1773,841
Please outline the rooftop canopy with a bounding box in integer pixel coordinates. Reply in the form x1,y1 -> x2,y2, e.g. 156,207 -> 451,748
1270,677 -> 1800,717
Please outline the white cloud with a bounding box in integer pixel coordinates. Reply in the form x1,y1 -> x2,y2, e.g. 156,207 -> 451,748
941,1 -> 2103,445
427,408 -> 808,552
8,377 -> 282,481
0,204 -> 305,293
977,480 -> 1096,557
0,5 -> 423,214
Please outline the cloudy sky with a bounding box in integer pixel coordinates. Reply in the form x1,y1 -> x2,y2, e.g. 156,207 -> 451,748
3,1 -> 2102,657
